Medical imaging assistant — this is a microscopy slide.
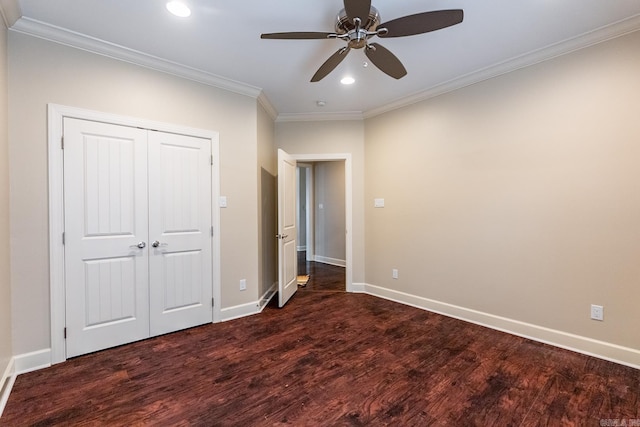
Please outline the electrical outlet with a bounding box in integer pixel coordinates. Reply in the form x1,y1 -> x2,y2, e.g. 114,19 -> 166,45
590,304 -> 603,321
240,279 -> 247,291
392,269 -> 398,279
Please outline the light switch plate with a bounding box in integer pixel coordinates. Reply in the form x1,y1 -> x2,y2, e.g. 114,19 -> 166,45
219,196 -> 227,208
374,198 -> 385,208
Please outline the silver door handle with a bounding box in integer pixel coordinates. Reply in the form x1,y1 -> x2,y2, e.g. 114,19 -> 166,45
152,240 -> 168,248
276,234 -> 289,240
131,242 -> 146,249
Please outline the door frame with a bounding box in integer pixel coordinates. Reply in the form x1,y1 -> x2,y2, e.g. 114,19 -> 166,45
290,153 -> 353,292
296,163 -> 314,261
47,104 -> 221,364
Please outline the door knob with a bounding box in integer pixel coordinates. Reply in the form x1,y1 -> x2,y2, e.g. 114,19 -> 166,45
152,240 -> 168,248
130,241 -> 146,249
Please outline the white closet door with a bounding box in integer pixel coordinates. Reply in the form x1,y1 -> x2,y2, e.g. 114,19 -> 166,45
147,131 -> 213,336
64,118 -> 150,358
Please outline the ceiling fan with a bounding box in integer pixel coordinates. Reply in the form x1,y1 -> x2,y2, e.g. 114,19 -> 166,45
261,0 -> 464,82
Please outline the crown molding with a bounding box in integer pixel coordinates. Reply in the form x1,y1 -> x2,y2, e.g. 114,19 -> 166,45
276,111 -> 364,123
0,0 -> 21,27
10,17 -> 263,99
8,11 -> 640,123
257,92 -> 278,121
363,13 -> 640,119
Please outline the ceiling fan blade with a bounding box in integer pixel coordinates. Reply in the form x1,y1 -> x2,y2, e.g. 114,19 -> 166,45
261,32 -> 336,40
344,0 -> 372,24
311,47 -> 351,82
379,9 -> 463,38
365,43 -> 407,79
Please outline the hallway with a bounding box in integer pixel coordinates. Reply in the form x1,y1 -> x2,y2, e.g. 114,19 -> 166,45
297,251 -> 345,292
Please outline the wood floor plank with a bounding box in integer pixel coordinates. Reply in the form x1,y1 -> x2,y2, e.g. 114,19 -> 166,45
2,264 -> 639,426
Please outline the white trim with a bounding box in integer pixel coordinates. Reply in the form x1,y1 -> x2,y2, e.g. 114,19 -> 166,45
220,301 -> 261,322
258,283 -> 278,312
13,349 -> 52,374
277,112 -> 364,123
8,13 -> 640,122
305,165 -> 314,262
363,14 -> 640,119
350,282 -> 366,293
313,256 -> 346,268
291,154 -> 353,293
48,104 -> 222,364
11,17 -> 262,99
296,246 -> 307,252
211,136 -> 222,324
0,358 -> 13,393
257,92 -> 278,121
361,283 -> 640,370
0,358 -> 16,417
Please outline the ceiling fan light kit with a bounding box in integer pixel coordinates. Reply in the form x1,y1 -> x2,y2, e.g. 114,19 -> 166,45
261,0 -> 463,82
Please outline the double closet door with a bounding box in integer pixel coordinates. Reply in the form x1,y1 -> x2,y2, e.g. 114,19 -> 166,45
63,118 -> 213,358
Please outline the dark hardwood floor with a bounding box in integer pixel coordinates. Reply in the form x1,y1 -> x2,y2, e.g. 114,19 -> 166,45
2,271 -> 639,425
297,251 -> 346,292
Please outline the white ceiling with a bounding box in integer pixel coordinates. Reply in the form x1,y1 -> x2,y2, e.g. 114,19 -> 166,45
6,0 -> 640,119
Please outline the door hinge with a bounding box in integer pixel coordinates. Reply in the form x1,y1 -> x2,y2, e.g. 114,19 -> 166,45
210,155 -> 214,166
61,136 -> 64,150
62,232 -> 65,245
64,327 -> 67,339
212,298 -> 215,307
211,226 -> 214,237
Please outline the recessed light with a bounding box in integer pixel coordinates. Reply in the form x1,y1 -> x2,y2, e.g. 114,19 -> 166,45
340,76 -> 355,85
316,100 -> 326,107
166,1 -> 191,17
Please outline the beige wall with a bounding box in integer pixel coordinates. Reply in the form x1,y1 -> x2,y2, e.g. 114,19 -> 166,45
0,16 -> 12,378
8,33 -> 261,355
365,31 -> 640,351
257,104 -> 276,298
275,120 -> 365,283
314,161 -> 346,262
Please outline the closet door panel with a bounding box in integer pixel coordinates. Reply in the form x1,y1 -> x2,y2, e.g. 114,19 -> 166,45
148,131 -> 213,335
63,118 -> 150,358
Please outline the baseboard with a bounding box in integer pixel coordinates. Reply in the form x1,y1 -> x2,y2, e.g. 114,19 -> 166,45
220,301 -> 261,322
314,256 -> 346,268
296,246 -> 307,252
350,282 -> 366,293
0,358 -> 16,417
1,349 -> 52,417
258,283 -> 278,312
361,283 -> 640,370
14,349 -> 52,375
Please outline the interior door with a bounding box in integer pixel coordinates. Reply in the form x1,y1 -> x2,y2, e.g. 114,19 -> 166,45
147,131 -> 213,335
277,149 -> 298,307
64,118 -> 150,358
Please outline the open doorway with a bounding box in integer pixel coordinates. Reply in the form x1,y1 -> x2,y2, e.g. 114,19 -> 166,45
296,161 -> 346,292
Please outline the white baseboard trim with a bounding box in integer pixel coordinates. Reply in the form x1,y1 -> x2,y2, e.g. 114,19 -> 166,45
296,246 -> 307,252
361,283 -> 640,370
350,282 -> 366,293
220,301 -> 261,322
14,349 -> 52,375
0,358 -> 16,417
258,283 -> 278,312
1,349 -> 52,417
314,256 -> 346,268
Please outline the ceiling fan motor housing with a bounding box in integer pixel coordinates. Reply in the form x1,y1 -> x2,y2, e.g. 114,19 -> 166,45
336,6 -> 380,49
